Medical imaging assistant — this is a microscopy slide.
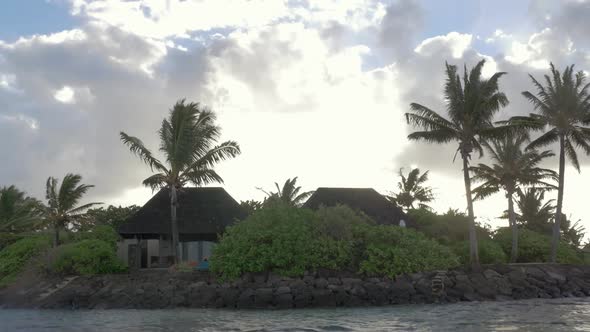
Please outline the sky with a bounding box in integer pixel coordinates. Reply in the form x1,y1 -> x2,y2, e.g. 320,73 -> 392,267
1,0 -> 590,233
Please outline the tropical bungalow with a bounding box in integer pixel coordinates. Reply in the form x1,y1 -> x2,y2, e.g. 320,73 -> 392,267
303,187 -> 413,227
117,187 -> 246,268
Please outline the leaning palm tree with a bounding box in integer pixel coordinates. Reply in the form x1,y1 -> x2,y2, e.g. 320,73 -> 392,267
258,177 -> 313,207
120,100 -> 240,263
405,59 -> 509,267
470,133 -> 557,262
388,168 -> 434,210
0,185 -> 44,233
504,63 -> 590,262
45,174 -> 101,247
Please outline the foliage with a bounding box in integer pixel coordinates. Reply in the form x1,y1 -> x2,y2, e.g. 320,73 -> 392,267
210,205 -> 320,279
494,228 -> 582,264
514,188 -> 554,235
258,177 -> 314,207
52,239 -> 126,275
387,168 -> 434,210
0,233 -> 23,251
74,225 -> 120,249
452,240 -> 507,265
77,205 -> 140,231
0,185 -> 44,233
358,225 -> 459,278
239,200 -> 263,216
504,63 -> 590,262
211,204 -> 459,280
405,59 -> 510,266
559,215 -> 586,248
0,235 -> 51,287
120,99 -> 240,263
44,173 -> 101,247
408,208 -> 492,245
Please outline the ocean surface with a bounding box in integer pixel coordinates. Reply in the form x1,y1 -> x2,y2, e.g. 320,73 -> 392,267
2,298 -> 590,331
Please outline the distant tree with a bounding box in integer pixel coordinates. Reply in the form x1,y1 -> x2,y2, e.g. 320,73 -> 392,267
258,177 -> 314,207
405,59 -> 509,267
559,215 -> 585,248
239,200 -> 263,216
387,168 -> 434,210
76,205 -> 141,231
505,63 -> 590,262
514,188 -> 555,235
0,185 -> 44,233
470,133 -> 557,262
120,100 -> 240,263
44,174 -> 101,247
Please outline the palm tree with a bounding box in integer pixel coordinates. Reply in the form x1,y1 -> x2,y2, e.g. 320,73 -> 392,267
258,177 -> 313,207
470,133 -> 557,262
0,185 -> 44,233
120,100 -> 240,263
45,174 -> 101,247
387,168 -> 434,210
405,59 -> 509,267
514,187 -> 555,235
505,63 -> 590,262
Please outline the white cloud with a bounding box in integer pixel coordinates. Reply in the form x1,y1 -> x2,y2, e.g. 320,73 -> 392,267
414,32 -> 472,58
54,86 -> 75,103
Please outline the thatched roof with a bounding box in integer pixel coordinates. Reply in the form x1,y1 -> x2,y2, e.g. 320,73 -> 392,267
302,187 -> 413,227
118,187 -> 246,241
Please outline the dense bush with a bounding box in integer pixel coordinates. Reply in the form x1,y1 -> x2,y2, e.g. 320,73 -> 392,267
74,225 -> 120,249
452,239 -> 507,265
408,208 -> 492,245
210,205 -> 322,279
358,225 -> 459,278
53,239 -> 126,275
494,228 -> 582,264
0,233 -> 23,251
0,235 -> 50,287
211,204 -> 459,279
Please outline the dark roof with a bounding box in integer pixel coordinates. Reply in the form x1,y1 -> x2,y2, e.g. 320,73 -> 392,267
118,187 -> 247,240
302,188 -> 413,227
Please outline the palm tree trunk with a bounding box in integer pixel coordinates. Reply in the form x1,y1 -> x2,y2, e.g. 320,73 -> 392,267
461,154 -> 480,268
53,222 -> 59,248
508,190 -> 518,263
551,135 -> 566,263
170,185 -> 180,264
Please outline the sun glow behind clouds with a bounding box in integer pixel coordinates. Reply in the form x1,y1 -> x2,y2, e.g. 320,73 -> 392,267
54,86 -> 75,104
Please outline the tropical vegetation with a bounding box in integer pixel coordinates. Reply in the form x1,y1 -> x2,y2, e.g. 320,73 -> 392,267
387,168 -> 434,210
120,99 -> 241,263
257,177 -> 314,207
405,59 -> 509,267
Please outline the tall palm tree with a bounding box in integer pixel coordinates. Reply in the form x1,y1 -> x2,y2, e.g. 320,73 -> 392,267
0,185 -> 44,233
45,174 -> 101,247
470,133 -> 557,262
387,168 -> 434,210
120,100 -> 240,263
405,59 -> 509,267
505,63 -> 590,262
514,187 -> 555,235
258,177 -> 313,207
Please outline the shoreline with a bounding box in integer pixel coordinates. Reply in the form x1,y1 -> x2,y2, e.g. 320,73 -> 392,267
1,264 -> 590,310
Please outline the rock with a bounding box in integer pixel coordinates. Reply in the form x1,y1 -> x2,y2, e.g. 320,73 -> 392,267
276,286 -> 291,295
312,289 -> 335,307
483,269 -> 502,280
327,277 -> 341,285
274,293 -> 293,309
237,289 -> 255,308
188,285 -> 216,308
314,278 -> 329,289
219,288 -> 239,308
254,288 -> 273,307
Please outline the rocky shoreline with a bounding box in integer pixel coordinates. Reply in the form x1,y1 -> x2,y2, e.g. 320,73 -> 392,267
2,264 -> 590,309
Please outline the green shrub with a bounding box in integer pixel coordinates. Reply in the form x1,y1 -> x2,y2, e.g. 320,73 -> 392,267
358,225 -> 459,278
74,225 -> 119,249
53,239 -> 126,275
494,228 -> 582,264
0,233 -> 24,251
0,235 -> 50,287
211,205 -> 321,279
408,208 -> 492,245
452,239 -> 507,265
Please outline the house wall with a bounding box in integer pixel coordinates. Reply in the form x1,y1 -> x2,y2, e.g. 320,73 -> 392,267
117,238 -> 160,268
